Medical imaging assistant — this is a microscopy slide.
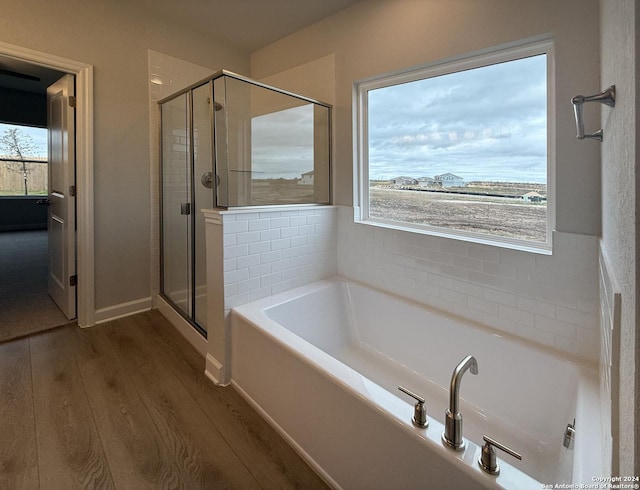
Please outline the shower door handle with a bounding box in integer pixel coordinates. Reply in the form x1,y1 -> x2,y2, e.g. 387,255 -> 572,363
180,202 -> 191,215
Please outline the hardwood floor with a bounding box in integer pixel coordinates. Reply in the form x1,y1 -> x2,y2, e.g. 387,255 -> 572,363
0,310 -> 329,490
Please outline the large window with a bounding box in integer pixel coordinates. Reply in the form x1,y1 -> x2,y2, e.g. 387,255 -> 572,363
0,123 -> 48,196
356,39 -> 554,252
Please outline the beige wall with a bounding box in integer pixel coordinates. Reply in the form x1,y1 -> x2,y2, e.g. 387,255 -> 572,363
251,0 -> 601,236
0,0 -> 249,310
600,0 -> 639,476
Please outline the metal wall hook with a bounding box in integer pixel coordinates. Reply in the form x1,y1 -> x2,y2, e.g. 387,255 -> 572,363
571,85 -> 615,142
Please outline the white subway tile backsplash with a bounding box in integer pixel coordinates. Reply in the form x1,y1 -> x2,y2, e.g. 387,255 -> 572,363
299,224 -> 316,235
271,259 -> 292,272
499,304 -> 535,327
290,216 -> 307,226
234,212 -> 260,221
226,292 -> 250,309
483,261 -> 518,279
534,315 -> 578,339
219,207 -> 338,315
225,245 -> 248,259
249,219 -> 270,231
261,272 -> 282,288
439,287 -> 467,306
290,236 -> 308,247
517,324 -> 556,349
468,245 -> 499,263
337,206 -> 599,362
271,238 -> 291,250
516,296 -> 556,318
452,279 -> 484,298
249,263 -> 271,278
452,255 -> 483,271
237,278 -> 261,294
249,287 -> 272,302
249,241 -> 271,255
236,254 -> 260,269
224,269 -> 249,285
260,229 -> 281,241
223,234 -> 237,247
280,247 -> 301,259
236,231 -> 262,245
223,220 -> 248,235
556,305 -> 598,329
270,217 -> 290,228
215,204 -> 598,363
281,227 -> 300,238
483,289 -> 517,308
468,296 -> 499,316
223,258 -> 237,272
261,250 -> 281,264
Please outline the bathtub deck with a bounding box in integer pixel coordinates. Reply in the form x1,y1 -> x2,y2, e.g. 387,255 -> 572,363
0,310 -> 328,489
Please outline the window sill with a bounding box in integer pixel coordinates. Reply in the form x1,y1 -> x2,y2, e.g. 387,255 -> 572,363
355,216 -> 553,255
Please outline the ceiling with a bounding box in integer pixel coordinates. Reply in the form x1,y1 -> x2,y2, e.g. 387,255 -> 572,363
0,0 -> 360,95
0,57 -> 65,95
136,0 -> 361,53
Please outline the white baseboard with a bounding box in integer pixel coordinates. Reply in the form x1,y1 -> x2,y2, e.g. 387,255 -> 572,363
156,295 -> 207,356
205,353 -> 228,386
93,297 -> 153,325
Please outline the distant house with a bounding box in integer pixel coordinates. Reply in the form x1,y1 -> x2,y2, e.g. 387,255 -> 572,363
299,170 -> 314,185
522,190 -> 545,203
434,173 -> 464,188
417,176 -> 436,187
390,176 -> 417,185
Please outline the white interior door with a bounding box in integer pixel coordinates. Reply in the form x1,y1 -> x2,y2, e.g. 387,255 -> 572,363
47,74 -> 76,319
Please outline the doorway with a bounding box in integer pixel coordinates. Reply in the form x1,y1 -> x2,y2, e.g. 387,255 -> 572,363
0,41 -> 94,329
0,57 -> 73,340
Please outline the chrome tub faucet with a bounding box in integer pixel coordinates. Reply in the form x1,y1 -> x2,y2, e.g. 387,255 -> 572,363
442,355 -> 478,450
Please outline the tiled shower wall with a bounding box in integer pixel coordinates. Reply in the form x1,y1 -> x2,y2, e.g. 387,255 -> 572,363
337,206 -> 600,362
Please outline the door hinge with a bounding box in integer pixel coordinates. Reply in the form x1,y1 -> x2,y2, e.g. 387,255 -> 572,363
69,96 -> 77,108
69,185 -> 76,197
70,275 -> 78,287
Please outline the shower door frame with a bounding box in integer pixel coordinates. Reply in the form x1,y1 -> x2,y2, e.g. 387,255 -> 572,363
159,82 -> 213,338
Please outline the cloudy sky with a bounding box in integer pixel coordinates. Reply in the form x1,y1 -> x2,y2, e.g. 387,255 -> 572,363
368,54 -> 547,183
251,103 -> 315,179
0,122 -> 47,157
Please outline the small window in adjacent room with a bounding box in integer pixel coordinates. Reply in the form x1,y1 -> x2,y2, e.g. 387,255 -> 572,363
355,38 -> 554,253
0,123 -> 48,196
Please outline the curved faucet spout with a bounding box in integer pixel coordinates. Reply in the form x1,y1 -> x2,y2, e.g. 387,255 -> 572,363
443,355 -> 478,450
449,355 -> 478,415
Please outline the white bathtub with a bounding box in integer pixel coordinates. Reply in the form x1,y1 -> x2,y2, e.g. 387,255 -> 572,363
230,277 -> 603,489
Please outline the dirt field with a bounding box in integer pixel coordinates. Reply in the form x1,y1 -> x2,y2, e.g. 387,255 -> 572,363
370,187 -> 547,242
250,180 -> 316,205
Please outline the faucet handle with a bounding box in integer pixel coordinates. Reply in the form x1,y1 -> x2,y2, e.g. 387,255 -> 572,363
478,435 -> 522,475
398,386 -> 428,428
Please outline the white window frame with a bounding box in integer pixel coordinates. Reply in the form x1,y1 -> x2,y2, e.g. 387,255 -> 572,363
354,36 -> 555,254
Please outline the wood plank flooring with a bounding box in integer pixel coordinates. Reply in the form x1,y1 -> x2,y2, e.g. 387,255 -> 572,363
0,310 -> 329,490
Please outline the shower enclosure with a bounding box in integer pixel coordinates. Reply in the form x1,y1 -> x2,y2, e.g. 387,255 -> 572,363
159,70 -> 331,336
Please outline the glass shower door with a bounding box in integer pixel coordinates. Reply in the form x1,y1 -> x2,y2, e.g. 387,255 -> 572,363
161,93 -> 193,319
